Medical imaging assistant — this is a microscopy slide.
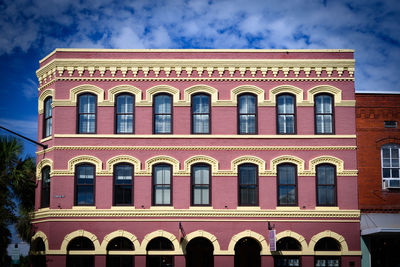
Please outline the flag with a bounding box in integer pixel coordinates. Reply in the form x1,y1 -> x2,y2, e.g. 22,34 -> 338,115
178,222 -> 186,243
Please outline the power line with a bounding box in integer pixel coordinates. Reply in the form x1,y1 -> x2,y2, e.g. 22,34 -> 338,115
0,125 -> 47,149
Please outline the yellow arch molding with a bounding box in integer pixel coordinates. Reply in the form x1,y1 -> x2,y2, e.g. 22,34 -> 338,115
31,231 -> 49,252
141,230 -> 180,253
270,155 -> 305,175
309,230 -> 349,252
69,84 -> 104,103
182,230 -> 221,253
106,155 -> 141,174
36,158 -> 54,180
231,155 -> 266,174
60,230 -> 101,254
100,230 -> 141,254
183,85 -> 218,104
67,155 -> 102,174
145,155 -> 180,174
183,155 -> 219,175
228,230 -> 269,254
107,85 -> 143,103
307,85 -> 342,104
269,85 -> 303,104
230,85 -> 265,104
275,230 -> 308,252
146,85 -> 180,103
309,156 -> 344,175
38,88 -> 55,114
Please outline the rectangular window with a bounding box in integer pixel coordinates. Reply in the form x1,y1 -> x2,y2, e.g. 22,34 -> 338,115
277,94 -> 296,134
238,164 -> 258,206
238,94 -> 257,134
116,94 -> 134,133
153,165 -> 172,205
40,167 -> 50,208
75,164 -> 95,205
316,165 -> 337,206
315,94 -> 334,134
192,94 -> 210,134
277,164 -> 297,206
382,144 -> 400,188
114,164 -> 133,205
154,94 -> 172,134
78,94 -> 96,133
384,121 -> 398,128
191,165 -> 211,205
43,97 -> 52,138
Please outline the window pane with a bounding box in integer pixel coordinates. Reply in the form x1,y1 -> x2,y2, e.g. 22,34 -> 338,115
155,95 -> 171,113
323,115 -> 333,133
393,149 -> 399,159
393,168 -> 400,178
116,165 -> 132,184
155,115 -> 171,133
193,114 -> 209,133
117,115 -> 133,133
194,166 -> 209,184
77,185 -> 94,205
154,187 -> 164,205
392,159 -> 399,167
240,165 -> 256,184
240,115 -> 256,134
117,95 -> 133,113
382,148 -> 391,158
79,114 -> 95,133
193,95 -> 209,113
239,95 -> 255,113
323,96 -> 332,113
383,168 -> 391,178
45,118 -> 52,136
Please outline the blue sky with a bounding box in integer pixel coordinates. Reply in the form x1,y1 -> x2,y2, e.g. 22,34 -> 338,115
0,0 -> 400,157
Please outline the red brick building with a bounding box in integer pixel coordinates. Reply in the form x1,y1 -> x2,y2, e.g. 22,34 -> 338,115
356,92 -> 400,267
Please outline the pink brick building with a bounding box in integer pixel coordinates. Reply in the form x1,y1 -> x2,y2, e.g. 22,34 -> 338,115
32,49 -> 360,267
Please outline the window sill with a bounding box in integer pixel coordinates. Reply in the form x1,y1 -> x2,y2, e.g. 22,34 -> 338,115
40,136 -> 52,142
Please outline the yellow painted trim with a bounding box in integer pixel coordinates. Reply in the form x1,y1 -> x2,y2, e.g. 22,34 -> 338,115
275,230 -> 308,252
36,158 -> 53,180
38,88 -> 55,114
31,231 -> 49,252
100,230 -> 140,254
307,85 -> 342,104
269,85 -> 304,104
141,230 -> 180,253
183,85 -> 218,104
40,136 -> 52,143
60,230 -> 101,254
107,85 -> 143,103
69,84 -> 104,103
231,85 -> 265,104
105,155 -> 141,174
182,230 -> 221,253
146,85 -> 180,103
65,155 -> 102,174
231,155 -> 266,174
270,155 -> 305,175
183,155 -> 219,175
144,155 -> 180,174
309,156 -> 344,174
228,230 -> 269,254
309,230 -> 349,252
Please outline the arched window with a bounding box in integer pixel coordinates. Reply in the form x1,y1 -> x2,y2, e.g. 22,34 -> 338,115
316,164 -> 337,206
186,237 -> 214,267
40,166 -> 51,208
191,164 -> 211,206
113,163 -> 133,206
238,94 -> 257,134
66,237 -> 95,267
274,237 -> 301,267
277,164 -> 297,206
152,164 -> 172,206
78,93 -> 97,133
43,96 -> 52,138
106,237 -> 134,267
192,93 -> 211,134
154,93 -> 172,134
238,164 -> 258,206
115,93 -> 134,134
314,238 -> 341,267
277,94 -> 296,134
31,237 -> 46,267
381,143 -> 400,189
75,164 -> 95,206
146,237 -> 174,267
315,94 -> 334,134
234,237 -> 261,267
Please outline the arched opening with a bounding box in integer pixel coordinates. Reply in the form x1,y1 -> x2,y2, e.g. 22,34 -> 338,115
146,237 -> 174,267
314,237 -> 341,267
31,237 -> 46,267
66,237 -> 95,267
234,237 -> 261,267
186,237 -> 214,267
106,237 -> 135,267
274,237 -> 301,267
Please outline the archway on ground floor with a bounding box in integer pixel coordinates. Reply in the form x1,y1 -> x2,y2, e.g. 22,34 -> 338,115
31,237 -> 46,267
234,237 -> 261,267
314,237 -> 341,267
66,236 -> 95,267
106,237 -> 135,267
273,237 -> 302,267
146,237 -> 174,267
185,237 -> 214,267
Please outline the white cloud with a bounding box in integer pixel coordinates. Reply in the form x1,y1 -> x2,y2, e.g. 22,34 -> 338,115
0,117 -> 37,140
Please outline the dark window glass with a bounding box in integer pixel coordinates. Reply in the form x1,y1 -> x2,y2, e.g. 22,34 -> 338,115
314,257 -> 340,267
314,238 -> 341,251
114,164 -> 133,205
116,94 -> 134,133
43,97 -> 52,138
186,237 -> 214,267
192,94 -> 210,134
276,237 -> 301,251
381,144 -> 400,188
67,237 -> 95,267
191,164 -> 211,206
40,167 -> 50,208
277,164 -> 297,206
316,164 -> 337,206
315,94 -> 334,134
234,237 -> 261,267
31,238 -> 46,267
75,164 -> 95,206
106,237 -> 134,267
238,94 -> 257,134
153,164 -> 172,205
78,94 -> 96,133
67,237 -> 95,251
238,164 -> 258,206
277,94 -> 295,134
107,237 -> 134,250
146,237 -> 174,267
154,94 -> 172,134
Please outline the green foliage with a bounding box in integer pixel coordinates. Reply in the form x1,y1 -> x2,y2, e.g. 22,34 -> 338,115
0,136 -> 36,264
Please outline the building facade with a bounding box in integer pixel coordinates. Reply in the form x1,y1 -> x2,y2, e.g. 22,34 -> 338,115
32,49 -> 361,267
356,93 -> 400,267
